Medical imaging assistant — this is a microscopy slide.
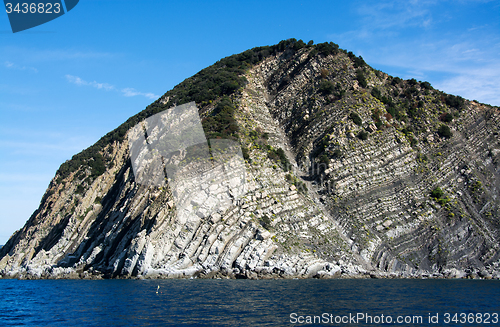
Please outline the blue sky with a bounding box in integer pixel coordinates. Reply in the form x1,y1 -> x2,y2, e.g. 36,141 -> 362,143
0,0 -> 499,244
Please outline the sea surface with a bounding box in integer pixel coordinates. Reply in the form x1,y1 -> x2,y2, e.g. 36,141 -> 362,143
0,278 -> 499,326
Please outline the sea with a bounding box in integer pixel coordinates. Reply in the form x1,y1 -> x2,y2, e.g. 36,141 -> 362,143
0,278 -> 499,326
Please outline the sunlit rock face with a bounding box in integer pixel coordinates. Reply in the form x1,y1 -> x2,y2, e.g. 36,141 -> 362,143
1,42 -> 500,280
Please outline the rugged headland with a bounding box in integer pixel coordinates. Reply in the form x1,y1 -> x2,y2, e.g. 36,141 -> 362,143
1,39 -> 499,280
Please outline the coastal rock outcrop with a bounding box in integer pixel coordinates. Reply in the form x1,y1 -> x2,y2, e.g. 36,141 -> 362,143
1,39 -> 499,279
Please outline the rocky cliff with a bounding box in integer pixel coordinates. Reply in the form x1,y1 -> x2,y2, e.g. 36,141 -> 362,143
1,39 -> 499,279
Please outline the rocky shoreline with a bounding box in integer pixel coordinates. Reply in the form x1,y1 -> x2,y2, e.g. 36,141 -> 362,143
2,262 -> 500,281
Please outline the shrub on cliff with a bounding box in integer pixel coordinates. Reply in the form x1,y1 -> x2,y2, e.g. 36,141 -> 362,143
444,94 -> 465,110
350,112 -> 362,126
431,187 -> 450,206
431,187 -> 444,199
268,147 -> 290,171
316,42 -> 339,56
440,113 -> 453,123
319,80 -> 334,95
348,51 -> 366,68
358,131 -> 369,140
438,124 -> 452,139
356,70 -> 367,88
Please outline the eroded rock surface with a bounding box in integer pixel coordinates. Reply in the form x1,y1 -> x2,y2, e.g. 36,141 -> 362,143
1,42 -> 499,279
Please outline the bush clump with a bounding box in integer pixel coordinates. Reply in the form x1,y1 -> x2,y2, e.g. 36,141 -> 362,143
202,97 -> 239,140
431,187 -> 444,199
316,42 -> 340,56
438,124 -> 453,139
350,112 -> 362,126
356,70 -> 367,88
319,154 -> 329,165
358,131 -> 369,140
440,113 -> 453,123
319,80 -> 334,95
348,51 -> 366,68
259,215 -> 272,230
431,187 -> 450,206
268,147 -> 290,171
444,94 -> 465,110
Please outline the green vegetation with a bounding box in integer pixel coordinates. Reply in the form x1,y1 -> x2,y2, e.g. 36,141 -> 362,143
316,42 -> 340,56
416,152 -> 428,162
371,87 -> 382,100
268,147 -> 290,171
259,214 -> 272,230
356,69 -> 367,88
440,112 -> 453,123
201,96 -> 239,140
319,80 -> 334,95
349,112 -> 362,126
319,154 -> 329,165
347,51 -> 366,68
358,131 -> 369,140
420,81 -> 433,90
319,80 -> 344,99
241,145 -> 250,162
444,94 -> 465,110
308,41 -> 340,58
469,180 -> 484,203
285,173 -> 308,194
401,127 -> 418,146
54,37 -> 469,198
431,187 -> 444,199
75,184 -> 85,195
438,124 -> 453,139
431,187 -> 450,206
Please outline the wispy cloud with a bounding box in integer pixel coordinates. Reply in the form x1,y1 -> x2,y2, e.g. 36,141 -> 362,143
328,0 -> 500,106
65,75 -> 159,100
121,88 -> 159,100
1,46 -> 114,63
356,0 -> 435,31
434,65 -> 500,106
4,61 -> 38,73
65,74 -> 115,91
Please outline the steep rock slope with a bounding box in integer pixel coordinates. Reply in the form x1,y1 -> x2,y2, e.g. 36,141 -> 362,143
1,40 -> 499,279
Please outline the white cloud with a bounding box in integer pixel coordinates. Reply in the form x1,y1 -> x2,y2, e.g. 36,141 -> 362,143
65,75 -> 158,99
328,0 -> 500,106
356,0 -> 434,31
65,74 -> 115,91
121,87 -> 159,100
434,65 -> 500,106
4,61 -> 38,73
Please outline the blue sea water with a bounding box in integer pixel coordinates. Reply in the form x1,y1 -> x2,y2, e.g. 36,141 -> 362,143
0,278 -> 499,326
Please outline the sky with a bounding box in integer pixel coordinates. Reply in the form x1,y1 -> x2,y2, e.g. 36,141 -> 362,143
0,0 -> 499,245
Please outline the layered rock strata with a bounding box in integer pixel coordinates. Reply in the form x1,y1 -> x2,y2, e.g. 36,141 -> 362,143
1,43 -> 499,280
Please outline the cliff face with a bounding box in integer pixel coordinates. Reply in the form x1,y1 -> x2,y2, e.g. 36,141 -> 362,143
1,40 -> 500,279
